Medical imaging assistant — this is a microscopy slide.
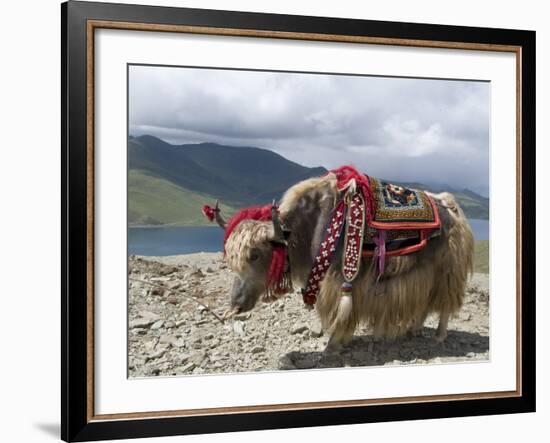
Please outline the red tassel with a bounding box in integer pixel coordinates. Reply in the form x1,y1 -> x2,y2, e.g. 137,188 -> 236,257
262,244 -> 293,301
267,245 -> 286,289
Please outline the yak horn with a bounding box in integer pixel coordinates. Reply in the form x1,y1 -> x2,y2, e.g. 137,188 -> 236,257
214,200 -> 227,229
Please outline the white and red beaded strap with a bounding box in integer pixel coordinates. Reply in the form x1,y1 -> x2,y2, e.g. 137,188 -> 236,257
342,191 -> 366,282
302,199 -> 346,305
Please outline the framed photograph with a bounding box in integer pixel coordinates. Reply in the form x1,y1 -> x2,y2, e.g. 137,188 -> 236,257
61,1 -> 535,441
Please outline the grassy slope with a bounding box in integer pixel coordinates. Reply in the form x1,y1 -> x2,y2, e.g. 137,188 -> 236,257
128,170 -> 237,226
474,240 -> 489,274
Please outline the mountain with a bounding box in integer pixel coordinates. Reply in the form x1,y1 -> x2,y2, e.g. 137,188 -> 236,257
128,135 -> 326,226
128,135 -> 489,226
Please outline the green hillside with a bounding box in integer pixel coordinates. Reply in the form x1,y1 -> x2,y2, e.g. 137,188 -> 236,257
129,135 -> 326,207
128,170 -> 237,226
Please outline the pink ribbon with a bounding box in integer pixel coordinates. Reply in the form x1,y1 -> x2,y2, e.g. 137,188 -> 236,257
374,230 -> 386,276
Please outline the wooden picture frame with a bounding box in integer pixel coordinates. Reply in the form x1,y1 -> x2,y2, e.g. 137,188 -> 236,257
61,1 -> 536,441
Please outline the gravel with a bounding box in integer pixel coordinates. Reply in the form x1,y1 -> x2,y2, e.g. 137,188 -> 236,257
128,253 -> 490,378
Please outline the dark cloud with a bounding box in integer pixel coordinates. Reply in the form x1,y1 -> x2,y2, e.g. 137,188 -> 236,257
129,65 -> 490,195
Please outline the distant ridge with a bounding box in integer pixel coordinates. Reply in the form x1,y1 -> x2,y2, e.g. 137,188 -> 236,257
128,135 -> 488,226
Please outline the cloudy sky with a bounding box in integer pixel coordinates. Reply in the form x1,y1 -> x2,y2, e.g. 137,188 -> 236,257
129,65 -> 490,196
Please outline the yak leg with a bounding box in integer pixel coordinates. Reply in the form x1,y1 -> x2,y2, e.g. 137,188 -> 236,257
324,334 -> 344,353
435,310 -> 450,343
409,308 -> 430,337
407,316 -> 426,338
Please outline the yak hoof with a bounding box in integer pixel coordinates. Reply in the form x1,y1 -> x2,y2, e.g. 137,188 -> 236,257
324,337 -> 343,353
434,331 -> 448,343
407,329 -> 424,339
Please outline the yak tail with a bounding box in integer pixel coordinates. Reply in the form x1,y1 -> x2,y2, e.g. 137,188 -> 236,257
327,283 -> 354,342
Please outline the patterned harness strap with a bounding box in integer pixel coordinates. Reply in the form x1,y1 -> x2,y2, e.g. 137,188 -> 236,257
301,199 -> 347,305
301,184 -> 367,306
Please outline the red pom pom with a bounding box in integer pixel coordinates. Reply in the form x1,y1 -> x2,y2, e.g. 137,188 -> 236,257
202,205 -> 216,222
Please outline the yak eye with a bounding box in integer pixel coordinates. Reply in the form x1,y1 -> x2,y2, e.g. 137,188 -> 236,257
249,253 -> 259,261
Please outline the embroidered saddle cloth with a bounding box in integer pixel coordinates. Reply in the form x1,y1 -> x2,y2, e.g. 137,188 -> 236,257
361,177 -> 440,254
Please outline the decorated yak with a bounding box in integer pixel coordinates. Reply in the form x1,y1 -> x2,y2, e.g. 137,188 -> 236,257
202,165 -> 474,349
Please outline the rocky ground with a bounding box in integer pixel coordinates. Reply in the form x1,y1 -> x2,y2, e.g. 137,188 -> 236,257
128,253 -> 490,378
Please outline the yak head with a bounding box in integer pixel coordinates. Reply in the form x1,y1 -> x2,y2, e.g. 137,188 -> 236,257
205,202 -> 292,318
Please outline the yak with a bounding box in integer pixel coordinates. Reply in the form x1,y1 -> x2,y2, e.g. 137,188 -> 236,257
203,166 -> 474,350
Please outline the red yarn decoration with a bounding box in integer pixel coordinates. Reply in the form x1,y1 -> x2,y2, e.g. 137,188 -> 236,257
267,244 -> 287,293
329,165 -> 375,221
201,205 -> 216,222
223,204 -> 273,248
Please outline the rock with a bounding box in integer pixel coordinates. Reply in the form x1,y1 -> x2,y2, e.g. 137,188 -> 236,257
138,311 -> 161,322
206,267 -> 215,273
144,339 -> 158,353
181,362 -> 196,372
250,345 -> 265,354
178,352 -> 198,364
291,323 -> 308,335
167,296 -> 178,305
310,321 -> 323,338
159,334 -> 178,346
204,333 -> 215,340
150,276 -> 171,282
191,352 -> 207,366
151,320 -> 164,330
167,281 -> 181,290
234,312 -> 251,321
192,268 -> 205,278
129,318 -> 155,329
233,321 -> 245,336
146,348 -> 167,361
173,338 -> 186,348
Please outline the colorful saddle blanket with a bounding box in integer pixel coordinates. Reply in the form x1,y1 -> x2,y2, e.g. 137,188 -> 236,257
368,177 -> 439,228
363,177 -> 441,252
